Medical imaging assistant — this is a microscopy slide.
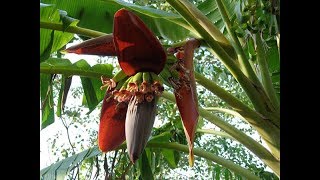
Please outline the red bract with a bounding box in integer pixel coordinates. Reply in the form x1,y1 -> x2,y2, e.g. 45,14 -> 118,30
113,9 -> 166,76
64,34 -> 117,56
169,39 -> 200,166
98,90 -> 127,152
175,85 -> 198,165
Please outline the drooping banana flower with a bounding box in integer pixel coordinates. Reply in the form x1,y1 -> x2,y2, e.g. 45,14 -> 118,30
64,8 -> 199,165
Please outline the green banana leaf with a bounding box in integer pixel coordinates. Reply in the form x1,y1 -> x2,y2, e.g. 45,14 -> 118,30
40,58 -> 114,127
40,147 -> 100,180
40,3 -> 79,62
40,73 -> 55,129
40,0 -> 237,42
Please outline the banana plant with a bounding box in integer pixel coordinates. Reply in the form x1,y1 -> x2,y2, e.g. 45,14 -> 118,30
40,0 -> 280,179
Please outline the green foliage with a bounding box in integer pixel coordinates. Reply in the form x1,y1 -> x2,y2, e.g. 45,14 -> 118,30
149,132 -> 181,169
232,0 -> 280,97
40,74 -> 55,129
74,59 -> 113,112
197,0 -> 237,34
40,58 -> 114,78
41,0 -> 192,41
138,150 -> 154,180
56,75 -> 72,117
40,4 -> 77,61
40,147 -> 101,179
40,58 -> 113,126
